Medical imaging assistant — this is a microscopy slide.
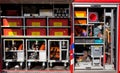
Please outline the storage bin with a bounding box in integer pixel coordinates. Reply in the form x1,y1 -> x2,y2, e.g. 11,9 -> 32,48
3,18 -> 22,26
17,51 -> 24,61
75,19 -> 87,24
94,39 -> 103,43
26,19 -> 46,26
49,19 -> 68,26
27,28 -> 46,36
39,51 -> 46,61
75,11 -> 87,17
91,46 -> 102,57
3,29 -> 23,36
49,28 -> 68,36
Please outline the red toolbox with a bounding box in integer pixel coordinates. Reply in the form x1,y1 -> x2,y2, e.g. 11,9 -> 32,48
3,28 -> 23,36
26,19 -> 46,26
49,19 -> 68,26
49,28 -> 68,36
3,18 -> 22,26
27,28 -> 46,36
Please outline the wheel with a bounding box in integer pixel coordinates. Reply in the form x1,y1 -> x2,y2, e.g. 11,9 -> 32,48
42,62 -> 45,67
50,62 -> 53,68
28,62 -> 31,69
64,62 -> 67,67
20,62 -> 23,69
64,62 -> 68,70
6,62 -> 9,69
41,62 -> 45,70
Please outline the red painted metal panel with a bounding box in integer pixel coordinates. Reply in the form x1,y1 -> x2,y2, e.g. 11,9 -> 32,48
118,4 -> 120,73
70,33 -> 74,73
70,3 -> 74,73
0,44 -> 1,72
74,0 -> 120,3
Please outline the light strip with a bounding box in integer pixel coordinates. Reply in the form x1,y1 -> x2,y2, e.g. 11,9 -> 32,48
101,5 -> 117,7
73,5 -> 91,7
73,4 -> 117,8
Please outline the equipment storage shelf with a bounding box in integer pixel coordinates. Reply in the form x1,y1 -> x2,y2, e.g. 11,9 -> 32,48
73,4 -> 116,70
48,40 -> 69,69
26,39 -> 47,69
74,6 -> 105,70
1,4 -> 70,71
3,39 -> 24,70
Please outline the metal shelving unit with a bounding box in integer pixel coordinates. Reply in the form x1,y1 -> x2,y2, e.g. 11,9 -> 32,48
1,4 -> 71,70
73,4 -> 117,71
73,5 -> 105,70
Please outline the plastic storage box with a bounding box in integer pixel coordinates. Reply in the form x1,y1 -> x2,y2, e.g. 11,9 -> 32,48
3,18 -> 22,26
75,19 -> 87,24
27,28 -> 46,36
91,46 -> 102,57
3,29 -> 23,36
74,11 -> 87,17
49,28 -> 68,36
49,19 -> 68,26
26,19 -> 46,26
94,39 -> 103,43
